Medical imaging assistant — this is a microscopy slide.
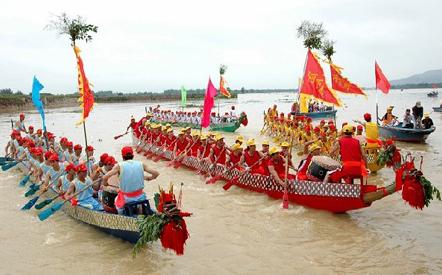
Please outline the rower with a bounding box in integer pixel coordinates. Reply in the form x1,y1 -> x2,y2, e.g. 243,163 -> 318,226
173,129 -> 189,158
226,143 -> 242,168
197,135 -> 210,159
57,162 -> 76,193
72,144 -> 83,165
261,140 -> 270,155
208,134 -> 226,165
65,164 -> 103,210
189,132 -> 201,156
102,146 -> 159,215
267,147 -> 294,187
239,138 -> 264,174
325,125 -> 368,184
83,145 -> 95,174
41,153 -> 65,192
280,142 -> 295,171
91,153 -> 109,180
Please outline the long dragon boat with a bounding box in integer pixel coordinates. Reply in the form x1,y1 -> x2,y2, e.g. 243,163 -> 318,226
378,124 -> 436,143
16,162 -> 141,243
151,112 -> 248,133
133,135 -> 414,213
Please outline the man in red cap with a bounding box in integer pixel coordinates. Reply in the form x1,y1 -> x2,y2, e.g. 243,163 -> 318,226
57,162 -> 76,193
73,144 -> 83,165
90,153 -> 109,181
82,145 -> 95,173
355,113 -> 381,149
65,163 -> 103,210
41,153 -> 65,192
15,113 -> 28,134
102,146 -> 159,215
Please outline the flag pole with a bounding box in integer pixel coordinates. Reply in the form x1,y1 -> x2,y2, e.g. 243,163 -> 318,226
82,121 -> 90,175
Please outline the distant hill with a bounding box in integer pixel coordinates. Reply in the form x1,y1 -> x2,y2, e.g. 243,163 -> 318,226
391,69 -> 442,85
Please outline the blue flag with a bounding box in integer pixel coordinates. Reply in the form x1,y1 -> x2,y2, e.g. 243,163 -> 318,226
31,76 -> 46,131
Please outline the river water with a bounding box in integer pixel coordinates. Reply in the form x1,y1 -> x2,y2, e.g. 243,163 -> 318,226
0,89 -> 441,274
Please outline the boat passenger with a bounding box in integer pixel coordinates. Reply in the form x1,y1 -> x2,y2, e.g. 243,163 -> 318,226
403,109 -> 414,128
381,106 -> 398,126
102,146 -> 159,214
412,101 -> 424,129
422,113 -> 434,129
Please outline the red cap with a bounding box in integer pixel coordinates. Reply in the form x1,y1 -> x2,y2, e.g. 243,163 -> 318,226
48,153 -> 59,161
364,113 -> 372,121
313,127 -> 320,133
100,153 -> 109,163
307,117 -> 312,123
44,151 -> 53,160
328,120 -> 334,125
357,125 -> 363,130
37,129 -> 42,134
60,137 -> 68,145
29,125 -> 34,130
320,120 -> 325,124
121,146 -> 133,157
65,162 -> 76,172
67,141 -> 73,148
19,113 -> 25,118
34,147 -> 43,156
105,156 -> 116,165
75,163 -> 88,173
74,144 -> 82,151
86,145 -> 94,152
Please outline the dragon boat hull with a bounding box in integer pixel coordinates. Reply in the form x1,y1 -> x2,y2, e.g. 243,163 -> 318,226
133,136 -> 397,213
154,121 -> 241,133
291,110 -> 337,119
17,162 -> 140,243
378,125 -> 435,143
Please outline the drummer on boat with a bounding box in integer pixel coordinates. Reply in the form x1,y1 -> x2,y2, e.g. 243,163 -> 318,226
102,146 -> 159,215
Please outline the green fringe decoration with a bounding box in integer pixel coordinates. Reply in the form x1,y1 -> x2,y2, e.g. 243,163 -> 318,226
420,176 -> 442,208
133,213 -> 168,257
377,146 -> 394,167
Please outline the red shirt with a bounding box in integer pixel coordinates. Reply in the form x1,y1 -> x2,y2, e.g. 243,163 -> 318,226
229,152 -> 242,166
176,138 -> 188,153
244,149 -> 260,167
338,136 -> 362,162
198,144 -> 210,158
211,145 -> 226,165
268,156 -> 285,175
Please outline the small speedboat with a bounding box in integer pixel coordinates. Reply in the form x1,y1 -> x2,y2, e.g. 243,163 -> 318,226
427,91 -> 438,97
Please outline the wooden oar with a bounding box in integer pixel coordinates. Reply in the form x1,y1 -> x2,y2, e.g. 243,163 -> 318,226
38,180 -> 95,221
222,155 -> 267,190
153,139 -> 177,162
196,144 -> 210,175
205,147 -> 226,184
21,172 -> 65,210
282,133 -> 294,209
173,140 -> 199,169
114,131 -> 129,140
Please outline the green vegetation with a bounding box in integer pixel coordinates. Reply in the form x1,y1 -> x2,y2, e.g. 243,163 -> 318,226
46,13 -> 98,47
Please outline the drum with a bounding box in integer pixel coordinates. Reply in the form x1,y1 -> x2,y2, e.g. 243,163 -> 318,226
307,156 -> 342,181
102,190 -> 118,213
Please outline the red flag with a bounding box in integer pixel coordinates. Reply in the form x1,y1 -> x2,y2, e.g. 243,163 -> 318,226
201,78 -> 218,128
300,49 -> 341,106
375,61 -> 390,94
330,63 -> 366,97
219,75 -> 231,98
74,46 -> 95,124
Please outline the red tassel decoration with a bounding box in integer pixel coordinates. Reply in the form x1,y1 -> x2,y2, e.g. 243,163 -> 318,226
402,175 -> 425,210
160,220 -> 189,255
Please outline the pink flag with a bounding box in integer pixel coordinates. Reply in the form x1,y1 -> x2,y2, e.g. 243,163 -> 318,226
201,78 -> 218,128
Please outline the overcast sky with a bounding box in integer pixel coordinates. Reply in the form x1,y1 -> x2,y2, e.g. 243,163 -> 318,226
1,0 -> 441,94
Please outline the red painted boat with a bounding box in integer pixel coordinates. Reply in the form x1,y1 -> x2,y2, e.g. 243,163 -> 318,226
133,135 -> 403,213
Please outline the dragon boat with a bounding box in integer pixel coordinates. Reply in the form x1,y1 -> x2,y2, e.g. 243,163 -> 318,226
151,112 -> 248,133
16,162 -> 142,243
133,135 -> 436,213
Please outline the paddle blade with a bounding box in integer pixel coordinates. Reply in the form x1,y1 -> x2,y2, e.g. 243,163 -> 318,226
38,201 -> 63,221
282,189 -> 289,209
222,180 -> 235,191
24,188 -> 37,197
1,161 -> 18,171
34,198 -> 54,210
173,161 -> 182,169
19,175 -> 31,187
21,196 -> 39,210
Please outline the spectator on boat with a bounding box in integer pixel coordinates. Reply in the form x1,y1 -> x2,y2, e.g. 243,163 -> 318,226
412,101 -> 424,129
403,109 -> 414,128
102,146 -> 159,214
325,125 -> 367,184
422,113 -> 434,129
15,113 -> 28,134
230,106 -> 237,118
381,106 -> 398,126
